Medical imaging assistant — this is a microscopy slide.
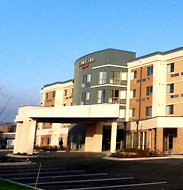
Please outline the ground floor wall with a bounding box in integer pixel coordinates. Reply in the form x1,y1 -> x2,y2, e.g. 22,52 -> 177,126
125,127 -> 183,154
35,123 -> 69,148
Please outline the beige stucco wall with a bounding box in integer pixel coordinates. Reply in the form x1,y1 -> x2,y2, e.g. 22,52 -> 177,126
128,116 -> 183,131
15,104 -> 120,122
127,48 -> 183,121
14,104 -> 120,154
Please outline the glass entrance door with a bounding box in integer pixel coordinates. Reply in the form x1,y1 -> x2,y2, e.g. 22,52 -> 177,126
164,134 -> 174,153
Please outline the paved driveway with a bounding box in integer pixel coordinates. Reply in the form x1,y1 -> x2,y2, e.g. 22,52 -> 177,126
0,151 -> 183,189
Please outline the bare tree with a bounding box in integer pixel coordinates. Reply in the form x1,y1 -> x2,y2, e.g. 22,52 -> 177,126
0,85 -> 12,123
0,97 -> 12,118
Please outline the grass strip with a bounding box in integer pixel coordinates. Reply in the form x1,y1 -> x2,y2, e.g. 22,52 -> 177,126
0,178 -> 36,190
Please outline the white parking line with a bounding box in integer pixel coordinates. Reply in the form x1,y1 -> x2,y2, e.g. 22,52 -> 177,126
0,167 -> 67,172
64,181 -> 167,190
11,173 -> 108,180
0,166 -> 66,173
28,177 -> 134,185
0,170 -> 85,176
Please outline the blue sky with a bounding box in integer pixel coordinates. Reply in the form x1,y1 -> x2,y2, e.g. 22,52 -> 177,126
1,0 -> 183,122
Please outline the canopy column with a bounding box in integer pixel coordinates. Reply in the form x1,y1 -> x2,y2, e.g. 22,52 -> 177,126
110,120 -> 117,153
14,118 -> 37,155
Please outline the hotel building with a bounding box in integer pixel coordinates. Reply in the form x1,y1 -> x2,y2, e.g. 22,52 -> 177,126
36,80 -> 73,148
126,47 -> 183,154
72,49 -> 135,151
13,47 -> 183,155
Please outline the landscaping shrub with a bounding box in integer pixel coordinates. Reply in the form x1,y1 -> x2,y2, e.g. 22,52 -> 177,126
110,148 -> 158,158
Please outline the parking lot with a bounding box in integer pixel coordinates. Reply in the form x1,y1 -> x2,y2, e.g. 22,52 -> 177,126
0,152 -> 183,189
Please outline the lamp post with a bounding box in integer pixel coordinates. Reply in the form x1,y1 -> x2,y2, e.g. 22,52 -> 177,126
136,121 -> 139,148
123,121 -> 127,149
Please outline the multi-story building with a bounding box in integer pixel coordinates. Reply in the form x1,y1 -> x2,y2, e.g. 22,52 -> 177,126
36,80 -> 73,148
126,47 -> 183,154
13,47 -> 183,155
73,49 -> 135,108
72,49 -> 136,151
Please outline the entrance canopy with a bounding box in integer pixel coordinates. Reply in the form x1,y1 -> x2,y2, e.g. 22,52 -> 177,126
15,104 -> 120,123
14,104 -> 120,155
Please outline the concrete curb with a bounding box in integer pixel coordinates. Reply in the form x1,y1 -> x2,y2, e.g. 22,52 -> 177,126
7,153 -> 40,158
103,154 -> 183,161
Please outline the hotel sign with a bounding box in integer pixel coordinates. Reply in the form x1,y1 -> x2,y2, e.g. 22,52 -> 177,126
78,58 -> 96,68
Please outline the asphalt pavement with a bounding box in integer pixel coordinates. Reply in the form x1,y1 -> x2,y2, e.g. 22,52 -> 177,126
0,151 -> 183,190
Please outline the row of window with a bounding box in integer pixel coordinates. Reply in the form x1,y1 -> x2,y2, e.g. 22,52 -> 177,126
130,82 -> 183,98
130,106 -> 152,118
131,62 -> 176,80
45,91 -> 56,99
41,137 -> 51,145
131,66 -> 153,80
170,72 -> 183,78
82,71 -> 127,87
170,94 -> 183,99
130,86 -> 153,98
81,89 -> 127,104
130,104 -> 174,118
45,89 -> 73,101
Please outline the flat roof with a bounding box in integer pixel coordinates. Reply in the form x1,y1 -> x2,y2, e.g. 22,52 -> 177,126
128,47 -> 183,63
42,79 -> 73,89
74,48 -> 136,64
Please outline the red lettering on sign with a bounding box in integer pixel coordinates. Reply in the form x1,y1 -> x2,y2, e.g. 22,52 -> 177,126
82,64 -> 89,69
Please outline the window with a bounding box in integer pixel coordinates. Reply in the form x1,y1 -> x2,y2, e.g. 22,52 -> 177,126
147,66 -> 153,76
45,93 -> 48,99
142,78 -> 150,82
81,91 -> 90,104
170,94 -> 179,98
120,109 -> 126,118
64,90 -> 67,96
167,63 -> 174,73
109,90 -> 126,103
131,70 -> 137,79
146,86 -> 153,96
82,74 -> 91,87
86,91 -> 90,100
98,89 -> 106,103
171,73 -> 179,77
121,72 -> 127,80
47,138 -> 51,145
109,89 -> 119,103
87,74 -> 91,82
167,83 -> 174,94
146,106 -> 152,116
82,75 -> 87,87
120,90 -> 126,99
130,108 -> 135,117
81,92 -> 86,104
41,138 -> 43,145
99,71 -> 107,84
166,105 -> 174,115
110,71 -> 121,85
52,91 -> 56,98
130,89 -> 136,98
